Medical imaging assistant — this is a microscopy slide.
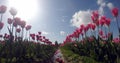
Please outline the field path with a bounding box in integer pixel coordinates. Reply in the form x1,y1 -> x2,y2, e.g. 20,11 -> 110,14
53,49 -> 65,63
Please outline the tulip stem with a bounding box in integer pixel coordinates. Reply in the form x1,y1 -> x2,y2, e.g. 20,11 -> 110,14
116,18 -> 120,38
25,31 -> 27,40
12,16 -> 15,35
29,30 -> 30,41
0,14 -> 3,22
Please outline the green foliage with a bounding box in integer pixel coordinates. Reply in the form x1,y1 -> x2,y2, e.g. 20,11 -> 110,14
0,41 -> 56,63
61,40 -> 120,63
60,44 -> 100,63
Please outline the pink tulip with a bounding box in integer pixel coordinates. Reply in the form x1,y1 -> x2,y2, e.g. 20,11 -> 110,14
112,37 -> 120,43
7,18 -> 13,24
20,20 -> 26,28
43,36 -> 45,39
84,25 -> 89,32
13,21 -> 18,27
0,5 -> 7,14
38,32 -> 41,35
99,16 -> 106,26
25,25 -> 31,31
14,17 -> 21,25
91,15 -> 96,23
0,22 -> 4,29
92,11 -> 99,19
91,23 -> 96,30
99,30 -> 104,36
91,10 -> 99,23
9,7 -> 17,16
80,24 -> 85,29
32,36 -> 35,40
36,35 -> 39,41
16,28 -> 21,33
112,7 -> 119,17
105,18 -> 111,26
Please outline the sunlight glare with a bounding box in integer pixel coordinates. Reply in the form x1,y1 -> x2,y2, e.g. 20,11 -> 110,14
8,0 -> 39,21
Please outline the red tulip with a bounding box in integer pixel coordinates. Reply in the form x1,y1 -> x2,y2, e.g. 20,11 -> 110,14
73,31 -> 79,38
0,5 -> 7,14
80,24 -> 84,29
92,11 -> 99,19
84,26 -> 89,32
99,16 -> 106,26
9,7 -> 17,16
99,30 -> 104,36
91,10 -> 99,23
0,22 -> 4,29
90,23 -> 96,30
7,18 -> 13,24
112,7 -> 119,17
112,37 -> 120,43
105,18 -> 111,26
16,28 -> 21,33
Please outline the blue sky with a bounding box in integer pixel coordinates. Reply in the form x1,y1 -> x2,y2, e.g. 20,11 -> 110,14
0,0 -> 120,43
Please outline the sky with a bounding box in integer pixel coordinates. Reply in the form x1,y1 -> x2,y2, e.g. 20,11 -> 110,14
0,0 -> 120,43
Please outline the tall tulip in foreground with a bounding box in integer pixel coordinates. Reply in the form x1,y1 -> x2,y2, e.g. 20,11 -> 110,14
112,7 -> 120,38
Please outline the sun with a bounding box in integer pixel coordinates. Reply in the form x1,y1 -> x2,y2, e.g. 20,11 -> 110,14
8,0 -> 39,21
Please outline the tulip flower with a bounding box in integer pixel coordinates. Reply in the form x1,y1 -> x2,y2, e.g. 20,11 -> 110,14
99,30 -> 104,36
13,21 -> 18,27
25,25 -> 31,31
20,20 -> 26,28
99,16 -> 106,26
0,5 -> 7,14
91,10 -> 99,23
91,23 -> 96,30
25,25 -> 32,41
112,7 -> 119,17
8,18 -> 13,24
38,32 -> 41,35
112,7 -> 120,38
9,7 -> 17,16
16,28 -> 21,33
112,37 -> 120,43
105,18 -> 111,27
14,17 -> 21,25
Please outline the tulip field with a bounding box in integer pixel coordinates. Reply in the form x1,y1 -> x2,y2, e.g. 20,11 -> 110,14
0,5 -> 57,63
61,7 -> 120,63
0,2 -> 120,63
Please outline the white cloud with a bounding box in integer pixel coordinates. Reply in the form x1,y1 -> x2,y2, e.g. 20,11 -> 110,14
70,10 -> 92,27
42,31 -> 49,35
97,0 -> 106,15
97,0 -> 114,15
97,0 -> 104,5
107,2 -> 114,9
60,31 -> 66,36
99,6 -> 104,15
70,0 -> 114,28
